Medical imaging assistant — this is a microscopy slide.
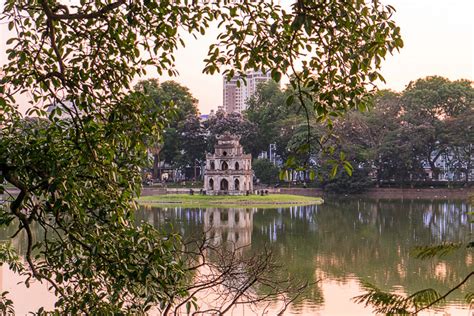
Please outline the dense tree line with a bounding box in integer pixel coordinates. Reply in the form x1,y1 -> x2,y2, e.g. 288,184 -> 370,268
142,76 -> 472,190
246,76 -> 473,189
331,76 -> 473,187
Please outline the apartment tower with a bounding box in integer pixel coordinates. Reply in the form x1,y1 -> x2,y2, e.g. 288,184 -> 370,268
222,70 -> 271,113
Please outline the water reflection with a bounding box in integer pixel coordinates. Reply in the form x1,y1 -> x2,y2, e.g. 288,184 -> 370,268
1,198 -> 472,315
137,199 -> 473,314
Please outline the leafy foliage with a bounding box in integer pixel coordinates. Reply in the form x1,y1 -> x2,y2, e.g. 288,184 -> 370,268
253,159 -> 280,185
0,290 -> 15,316
204,110 -> 258,155
412,242 -> 463,260
1,0 -> 403,313
321,167 -> 372,194
324,78 -> 473,185
354,282 -> 444,315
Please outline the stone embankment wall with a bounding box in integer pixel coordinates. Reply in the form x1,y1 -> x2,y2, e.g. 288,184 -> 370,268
141,186 -> 473,199
278,187 -> 473,200
361,188 -> 472,200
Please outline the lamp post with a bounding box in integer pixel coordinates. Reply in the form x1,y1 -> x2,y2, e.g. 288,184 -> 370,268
269,143 -> 276,165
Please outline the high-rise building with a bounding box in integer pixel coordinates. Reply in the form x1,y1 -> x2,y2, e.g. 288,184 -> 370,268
222,70 -> 272,113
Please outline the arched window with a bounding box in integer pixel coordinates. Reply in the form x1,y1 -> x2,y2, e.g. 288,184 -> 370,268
234,178 -> 240,191
235,162 -> 239,170
210,161 -> 215,170
223,151 -> 227,156
209,178 -> 214,190
220,179 -> 229,191
221,161 -> 228,170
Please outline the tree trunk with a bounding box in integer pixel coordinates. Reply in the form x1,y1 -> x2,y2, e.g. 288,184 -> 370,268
194,161 -> 197,181
153,154 -> 160,179
153,153 -> 161,180
428,160 -> 439,180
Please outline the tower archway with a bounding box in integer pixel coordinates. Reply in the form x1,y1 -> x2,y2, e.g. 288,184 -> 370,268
221,161 -> 228,170
220,178 -> 229,191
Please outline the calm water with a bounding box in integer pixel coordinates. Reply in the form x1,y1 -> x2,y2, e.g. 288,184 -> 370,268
136,198 -> 473,315
1,197 -> 473,315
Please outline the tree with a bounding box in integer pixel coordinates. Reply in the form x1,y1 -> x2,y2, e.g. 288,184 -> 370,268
253,159 -> 280,185
331,91 -> 401,179
177,114 -> 207,180
401,76 -> 474,180
321,167 -> 373,194
329,83 -> 473,185
204,110 -> 259,156
445,108 -> 474,182
134,79 -> 199,179
0,0 -> 403,313
244,81 -> 289,155
135,79 -> 199,126
160,127 -> 181,165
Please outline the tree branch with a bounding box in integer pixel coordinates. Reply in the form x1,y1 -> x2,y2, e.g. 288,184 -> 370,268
40,0 -> 126,21
415,271 -> 474,313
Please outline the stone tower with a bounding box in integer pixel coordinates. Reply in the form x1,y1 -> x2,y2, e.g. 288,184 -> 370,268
204,133 -> 253,195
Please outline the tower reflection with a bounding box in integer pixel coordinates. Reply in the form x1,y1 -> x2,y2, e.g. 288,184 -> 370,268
203,208 -> 255,255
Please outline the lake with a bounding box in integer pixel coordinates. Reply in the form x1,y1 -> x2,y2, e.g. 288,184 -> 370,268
1,197 -> 472,315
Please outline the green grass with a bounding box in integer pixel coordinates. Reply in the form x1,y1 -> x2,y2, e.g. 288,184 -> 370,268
137,194 -> 323,208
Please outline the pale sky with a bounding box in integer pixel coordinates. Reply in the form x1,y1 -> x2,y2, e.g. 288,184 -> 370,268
1,0 -> 473,114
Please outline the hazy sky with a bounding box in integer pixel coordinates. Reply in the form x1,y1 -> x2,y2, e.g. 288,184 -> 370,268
1,0 -> 472,114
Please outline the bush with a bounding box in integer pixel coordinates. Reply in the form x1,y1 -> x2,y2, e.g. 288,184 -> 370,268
322,168 -> 373,194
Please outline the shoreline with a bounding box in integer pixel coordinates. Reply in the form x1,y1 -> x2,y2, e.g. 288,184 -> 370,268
137,194 -> 324,208
4,187 -> 472,201
278,187 -> 473,200
140,187 -> 473,200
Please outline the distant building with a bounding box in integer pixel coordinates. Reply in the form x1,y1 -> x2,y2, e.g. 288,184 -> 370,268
204,133 -> 253,195
422,148 -> 473,182
199,110 -> 215,122
46,100 -> 81,119
222,70 -> 272,113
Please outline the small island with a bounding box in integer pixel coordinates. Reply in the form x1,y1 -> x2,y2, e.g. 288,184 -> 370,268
137,194 -> 323,208
139,134 -> 323,208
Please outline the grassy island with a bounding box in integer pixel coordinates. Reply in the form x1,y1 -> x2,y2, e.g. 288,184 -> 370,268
138,194 -> 323,208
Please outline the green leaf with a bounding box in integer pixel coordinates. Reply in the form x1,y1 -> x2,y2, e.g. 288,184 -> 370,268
412,242 -> 463,259
330,165 -> 338,178
271,69 -> 282,82
290,14 -> 305,31
343,162 -> 353,176
350,63 -> 358,75
286,95 -> 294,107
